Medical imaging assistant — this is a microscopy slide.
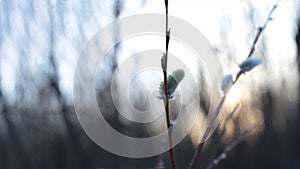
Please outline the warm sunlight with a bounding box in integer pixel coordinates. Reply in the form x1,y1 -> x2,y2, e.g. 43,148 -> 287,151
1,0 -> 300,168
226,84 -> 242,104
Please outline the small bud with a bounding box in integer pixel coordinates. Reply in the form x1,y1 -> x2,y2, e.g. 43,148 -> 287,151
170,69 -> 185,83
167,28 -> 171,36
239,57 -> 262,72
221,74 -> 233,94
161,53 -> 166,71
159,69 -> 185,99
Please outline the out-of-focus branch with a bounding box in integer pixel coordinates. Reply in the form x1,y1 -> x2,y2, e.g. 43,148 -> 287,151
188,96 -> 226,169
206,125 -> 257,169
247,2 -> 278,58
188,3 -> 278,169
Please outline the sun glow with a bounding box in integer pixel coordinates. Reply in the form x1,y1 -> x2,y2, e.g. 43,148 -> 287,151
226,84 -> 241,104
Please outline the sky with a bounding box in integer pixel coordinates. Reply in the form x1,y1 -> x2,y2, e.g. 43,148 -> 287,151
119,0 -> 300,141
1,0 -> 299,144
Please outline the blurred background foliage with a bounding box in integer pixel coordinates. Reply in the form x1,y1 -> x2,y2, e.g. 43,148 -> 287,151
0,0 -> 300,168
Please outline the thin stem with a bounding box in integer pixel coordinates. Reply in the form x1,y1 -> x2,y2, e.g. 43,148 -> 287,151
162,0 -> 176,169
188,142 -> 205,169
188,3 -> 278,169
188,96 -> 226,169
247,3 -> 277,58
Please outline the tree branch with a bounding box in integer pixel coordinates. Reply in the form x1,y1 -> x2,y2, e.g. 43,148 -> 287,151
188,3 -> 278,169
162,0 -> 176,169
247,2 -> 278,58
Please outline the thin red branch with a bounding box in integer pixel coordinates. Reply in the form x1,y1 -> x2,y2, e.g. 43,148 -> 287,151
162,0 -> 176,169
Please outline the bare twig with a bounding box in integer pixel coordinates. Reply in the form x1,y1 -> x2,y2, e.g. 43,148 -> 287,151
162,0 -> 176,169
247,2 -> 278,58
188,3 -> 278,169
188,96 -> 226,169
206,125 -> 257,169
205,103 -> 241,165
